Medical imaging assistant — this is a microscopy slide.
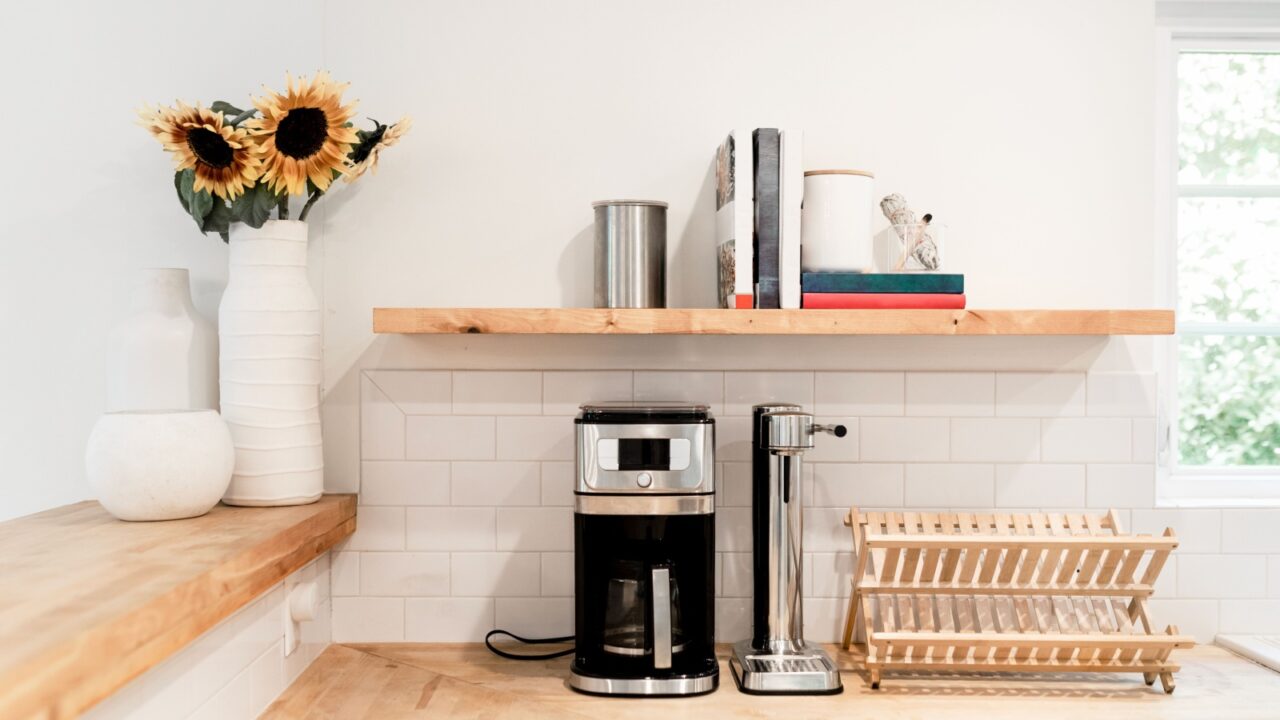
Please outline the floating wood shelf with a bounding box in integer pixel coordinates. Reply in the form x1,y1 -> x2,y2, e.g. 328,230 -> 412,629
373,308 -> 1174,336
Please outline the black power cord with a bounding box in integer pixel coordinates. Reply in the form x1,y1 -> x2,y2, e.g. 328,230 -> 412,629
484,629 -> 575,660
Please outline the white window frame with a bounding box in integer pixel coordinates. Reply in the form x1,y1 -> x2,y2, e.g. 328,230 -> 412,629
1155,20 -> 1280,507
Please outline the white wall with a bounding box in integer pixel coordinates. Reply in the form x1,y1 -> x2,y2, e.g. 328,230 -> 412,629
0,1 -> 322,520
0,0 -> 1159,516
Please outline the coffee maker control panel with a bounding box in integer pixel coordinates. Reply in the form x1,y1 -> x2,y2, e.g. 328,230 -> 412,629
575,406 -> 715,495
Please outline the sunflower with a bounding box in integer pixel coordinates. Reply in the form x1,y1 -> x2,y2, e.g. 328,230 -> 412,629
345,116 -> 412,182
138,102 -> 261,200
248,72 -> 359,196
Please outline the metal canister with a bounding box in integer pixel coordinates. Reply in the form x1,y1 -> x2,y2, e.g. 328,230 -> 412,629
592,200 -> 667,308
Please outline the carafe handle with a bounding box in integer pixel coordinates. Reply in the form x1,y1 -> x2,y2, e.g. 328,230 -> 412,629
651,566 -> 672,669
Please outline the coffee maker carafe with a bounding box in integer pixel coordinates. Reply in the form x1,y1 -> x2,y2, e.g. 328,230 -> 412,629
569,402 -> 718,696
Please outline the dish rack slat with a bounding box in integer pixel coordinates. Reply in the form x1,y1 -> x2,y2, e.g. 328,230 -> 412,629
841,509 -> 1193,693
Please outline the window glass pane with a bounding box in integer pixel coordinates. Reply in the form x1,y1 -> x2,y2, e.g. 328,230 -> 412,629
1177,197 -> 1280,323
1178,334 -> 1280,466
1178,52 -> 1280,185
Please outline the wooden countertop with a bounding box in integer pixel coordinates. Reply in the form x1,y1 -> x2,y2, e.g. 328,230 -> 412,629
265,642 -> 1280,719
0,495 -> 356,720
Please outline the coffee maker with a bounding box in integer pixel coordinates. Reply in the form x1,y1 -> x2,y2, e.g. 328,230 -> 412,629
730,403 -> 847,695
569,402 -> 718,697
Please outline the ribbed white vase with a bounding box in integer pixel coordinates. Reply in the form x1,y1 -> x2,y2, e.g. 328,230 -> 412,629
219,220 -> 323,506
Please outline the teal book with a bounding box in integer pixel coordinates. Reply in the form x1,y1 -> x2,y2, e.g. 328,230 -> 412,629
801,272 -> 964,294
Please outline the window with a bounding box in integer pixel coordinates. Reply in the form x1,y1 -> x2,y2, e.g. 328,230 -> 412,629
1162,37 -> 1280,503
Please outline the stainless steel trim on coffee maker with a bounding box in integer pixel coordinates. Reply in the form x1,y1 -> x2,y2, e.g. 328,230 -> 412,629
592,200 -> 667,308
651,566 -> 673,670
575,494 -> 713,516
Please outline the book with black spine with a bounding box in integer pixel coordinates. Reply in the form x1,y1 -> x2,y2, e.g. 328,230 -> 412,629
752,128 -> 781,309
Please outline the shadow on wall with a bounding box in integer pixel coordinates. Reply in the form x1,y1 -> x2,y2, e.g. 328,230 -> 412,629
556,157 -> 718,310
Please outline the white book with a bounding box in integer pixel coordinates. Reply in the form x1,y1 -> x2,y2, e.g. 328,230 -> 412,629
778,129 -> 803,309
715,129 -> 754,309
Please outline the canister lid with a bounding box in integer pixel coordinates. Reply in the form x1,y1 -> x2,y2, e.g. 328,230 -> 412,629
591,199 -> 669,208
803,170 -> 874,178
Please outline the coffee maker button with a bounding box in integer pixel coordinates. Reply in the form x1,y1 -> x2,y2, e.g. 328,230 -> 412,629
636,472 -> 653,488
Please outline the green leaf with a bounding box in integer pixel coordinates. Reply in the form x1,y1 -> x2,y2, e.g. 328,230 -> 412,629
174,169 -> 194,213
211,101 -> 245,116
201,200 -> 232,240
230,183 -> 278,228
187,188 -> 213,231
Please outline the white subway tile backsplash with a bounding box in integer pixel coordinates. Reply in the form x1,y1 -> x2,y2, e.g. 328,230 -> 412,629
716,416 -> 752,462
904,464 -> 994,508
452,461 -> 541,506
805,417 -> 860,462
1087,372 -> 1156,417
716,598 -> 751,643
496,416 -> 574,460
407,507 -> 496,551
1086,464 -> 1154,508
495,597 -> 574,636
721,552 -> 752,597
453,371 -> 541,415
406,598 -> 495,642
345,507 -> 405,551
348,366 -> 1224,644
1223,510 -> 1280,554
995,372 -> 1086,417
541,552 -> 574,596
1041,418 -> 1131,462
365,371 -> 451,415
717,508 -> 752,553
361,375 -> 405,460
804,507 -> 854,553
331,552 -> 359,596
361,461 -> 450,506
1146,599 -> 1218,643
543,371 -> 632,415
810,552 -> 854,598
496,507 -> 573,551
1131,418 -> 1157,463
721,462 -> 751,506
811,463 -> 903,508
634,371 -> 724,415
332,597 -> 404,642
815,372 -> 904,416
452,553 -> 541,596
995,464 -> 1086,508
1132,509 -> 1221,553
906,372 -> 994,417
1178,555 -> 1265,598
951,418 -> 1040,462
1219,600 -> 1280,634
360,552 -> 450,596
406,416 -> 495,460
860,418 -> 949,462
724,371 -> 814,416
1270,556 -> 1280,597
541,461 -> 576,506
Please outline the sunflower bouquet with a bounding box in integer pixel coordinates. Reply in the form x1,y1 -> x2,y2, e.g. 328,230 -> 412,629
138,72 -> 409,240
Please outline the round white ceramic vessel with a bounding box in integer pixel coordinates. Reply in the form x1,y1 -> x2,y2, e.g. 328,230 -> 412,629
85,409 -> 235,521
800,170 -> 875,272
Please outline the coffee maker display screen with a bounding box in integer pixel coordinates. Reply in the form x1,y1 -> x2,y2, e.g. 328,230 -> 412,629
597,438 -> 691,471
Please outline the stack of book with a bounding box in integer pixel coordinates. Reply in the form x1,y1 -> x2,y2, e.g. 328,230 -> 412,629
800,272 -> 966,309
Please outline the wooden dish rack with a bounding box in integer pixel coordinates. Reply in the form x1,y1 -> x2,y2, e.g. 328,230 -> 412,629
840,509 -> 1194,693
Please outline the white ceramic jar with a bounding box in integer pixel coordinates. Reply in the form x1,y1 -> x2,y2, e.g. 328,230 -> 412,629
800,170 -> 875,272
86,409 -> 234,521
105,268 -> 217,412
219,220 -> 324,506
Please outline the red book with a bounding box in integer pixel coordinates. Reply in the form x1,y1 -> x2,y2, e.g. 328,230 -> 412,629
802,293 -> 967,309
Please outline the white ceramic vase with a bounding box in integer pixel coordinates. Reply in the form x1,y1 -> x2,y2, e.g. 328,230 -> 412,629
86,410 -> 235,521
219,220 -> 324,506
105,268 -> 217,411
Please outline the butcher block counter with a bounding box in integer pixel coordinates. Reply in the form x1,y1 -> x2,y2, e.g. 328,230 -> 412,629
0,495 -> 355,720
264,642 -> 1277,720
